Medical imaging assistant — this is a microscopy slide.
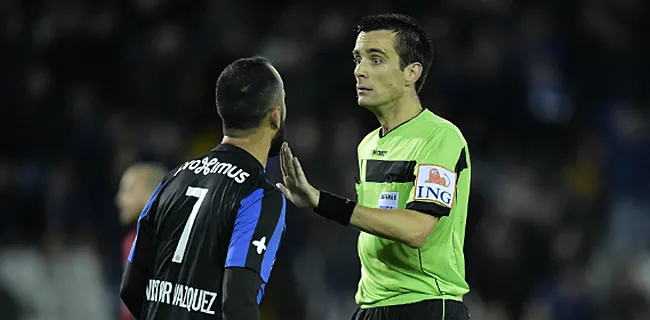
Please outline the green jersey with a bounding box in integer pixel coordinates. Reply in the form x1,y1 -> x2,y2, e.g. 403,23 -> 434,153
354,109 -> 471,308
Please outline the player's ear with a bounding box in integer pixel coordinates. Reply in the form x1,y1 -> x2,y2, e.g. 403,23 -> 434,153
404,62 -> 423,87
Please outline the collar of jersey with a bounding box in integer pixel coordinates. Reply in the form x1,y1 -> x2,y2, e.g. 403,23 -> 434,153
378,108 -> 426,139
212,143 -> 265,171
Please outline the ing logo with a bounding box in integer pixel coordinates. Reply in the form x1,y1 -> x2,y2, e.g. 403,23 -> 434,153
425,168 -> 451,187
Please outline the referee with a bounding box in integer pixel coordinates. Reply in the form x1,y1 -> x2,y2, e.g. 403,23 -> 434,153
277,14 -> 471,320
121,56 -> 288,320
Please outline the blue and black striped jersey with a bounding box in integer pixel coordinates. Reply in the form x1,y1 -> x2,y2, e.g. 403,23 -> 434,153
125,143 -> 286,319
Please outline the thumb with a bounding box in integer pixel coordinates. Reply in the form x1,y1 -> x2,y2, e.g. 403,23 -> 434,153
276,183 -> 289,196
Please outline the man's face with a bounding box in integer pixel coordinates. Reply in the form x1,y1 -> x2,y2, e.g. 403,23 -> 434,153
116,170 -> 149,225
353,30 -> 406,109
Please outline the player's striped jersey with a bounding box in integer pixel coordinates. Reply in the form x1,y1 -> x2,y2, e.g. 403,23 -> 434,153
355,109 -> 471,308
128,143 -> 286,319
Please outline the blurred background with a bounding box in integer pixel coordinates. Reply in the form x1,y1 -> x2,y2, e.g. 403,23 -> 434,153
1,0 -> 649,319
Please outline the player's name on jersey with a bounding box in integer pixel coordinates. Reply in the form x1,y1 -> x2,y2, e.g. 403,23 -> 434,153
174,156 -> 250,184
145,279 -> 218,315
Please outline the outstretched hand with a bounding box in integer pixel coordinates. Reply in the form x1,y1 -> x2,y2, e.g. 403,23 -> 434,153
275,142 -> 320,209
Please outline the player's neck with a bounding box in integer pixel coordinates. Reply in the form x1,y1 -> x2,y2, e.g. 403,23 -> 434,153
375,92 -> 423,136
221,135 -> 269,168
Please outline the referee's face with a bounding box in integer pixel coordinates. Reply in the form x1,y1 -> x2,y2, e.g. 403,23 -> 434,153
353,30 -> 406,109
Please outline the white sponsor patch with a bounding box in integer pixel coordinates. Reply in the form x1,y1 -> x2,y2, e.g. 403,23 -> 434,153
413,165 -> 456,208
378,192 -> 399,209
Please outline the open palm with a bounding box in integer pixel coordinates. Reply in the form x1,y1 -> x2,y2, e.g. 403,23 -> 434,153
275,142 -> 319,209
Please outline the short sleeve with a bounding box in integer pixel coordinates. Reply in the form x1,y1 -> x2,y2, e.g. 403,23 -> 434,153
127,183 -> 163,266
225,188 -> 286,283
406,129 -> 468,217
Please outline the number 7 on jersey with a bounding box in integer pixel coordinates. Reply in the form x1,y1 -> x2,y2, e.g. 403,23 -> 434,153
172,186 -> 208,264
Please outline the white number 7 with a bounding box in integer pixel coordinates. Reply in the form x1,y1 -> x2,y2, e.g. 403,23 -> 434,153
172,186 -> 208,264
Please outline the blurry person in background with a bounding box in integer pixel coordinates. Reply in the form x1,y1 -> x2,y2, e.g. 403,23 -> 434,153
116,163 -> 167,320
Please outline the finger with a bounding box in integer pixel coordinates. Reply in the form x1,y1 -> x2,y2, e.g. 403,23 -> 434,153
293,157 -> 308,184
279,150 -> 288,178
280,142 -> 287,161
279,143 -> 290,178
285,145 -> 300,178
285,143 -> 294,160
275,183 -> 289,196
280,143 -> 289,170
283,144 -> 296,180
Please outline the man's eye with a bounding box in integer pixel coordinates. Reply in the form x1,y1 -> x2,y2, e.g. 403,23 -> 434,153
372,57 -> 382,64
353,57 -> 361,65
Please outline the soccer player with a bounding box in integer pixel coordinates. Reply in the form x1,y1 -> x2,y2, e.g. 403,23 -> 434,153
120,56 -> 288,320
116,163 -> 167,320
276,14 -> 471,320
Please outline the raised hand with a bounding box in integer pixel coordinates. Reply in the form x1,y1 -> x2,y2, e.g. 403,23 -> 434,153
275,142 -> 320,209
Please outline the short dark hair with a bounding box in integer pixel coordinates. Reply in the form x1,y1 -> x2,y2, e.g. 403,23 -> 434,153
355,13 -> 435,93
215,56 -> 282,135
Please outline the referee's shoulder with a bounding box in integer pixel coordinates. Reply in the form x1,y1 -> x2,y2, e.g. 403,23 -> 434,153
419,110 -> 468,146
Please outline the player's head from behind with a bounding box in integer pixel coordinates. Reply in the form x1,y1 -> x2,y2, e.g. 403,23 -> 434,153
215,56 -> 286,157
116,163 -> 167,226
353,13 -> 434,109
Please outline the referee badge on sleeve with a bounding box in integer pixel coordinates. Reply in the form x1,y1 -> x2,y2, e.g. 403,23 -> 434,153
413,164 -> 456,208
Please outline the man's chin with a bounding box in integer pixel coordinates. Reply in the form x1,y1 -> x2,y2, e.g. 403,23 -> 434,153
358,97 -> 380,109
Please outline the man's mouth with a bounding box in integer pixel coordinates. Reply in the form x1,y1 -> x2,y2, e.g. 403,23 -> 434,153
357,87 -> 372,92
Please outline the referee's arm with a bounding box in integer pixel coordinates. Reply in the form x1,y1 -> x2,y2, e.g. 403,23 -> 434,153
279,133 -> 463,249
353,131 -> 465,248
222,189 -> 286,320
120,183 -> 162,319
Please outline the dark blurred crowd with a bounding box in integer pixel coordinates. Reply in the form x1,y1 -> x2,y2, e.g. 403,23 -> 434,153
1,0 -> 649,319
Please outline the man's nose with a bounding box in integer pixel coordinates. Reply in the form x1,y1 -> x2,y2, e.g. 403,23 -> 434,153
354,62 -> 368,80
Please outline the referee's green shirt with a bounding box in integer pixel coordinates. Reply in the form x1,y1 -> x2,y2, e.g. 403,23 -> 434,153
355,109 -> 471,308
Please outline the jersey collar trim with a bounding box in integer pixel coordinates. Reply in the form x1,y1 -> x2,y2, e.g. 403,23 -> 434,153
378,108 -> 426,139
212,143 -> 264,171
